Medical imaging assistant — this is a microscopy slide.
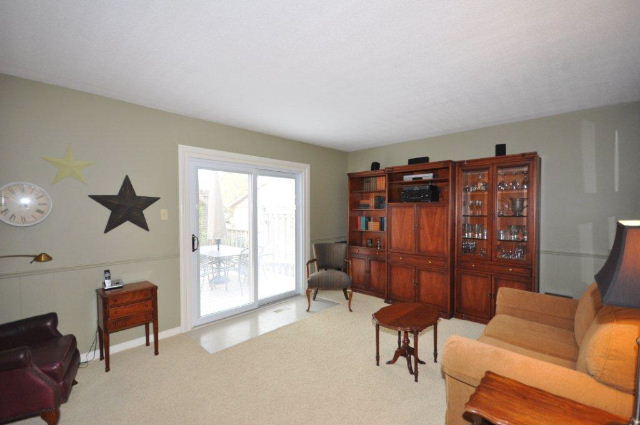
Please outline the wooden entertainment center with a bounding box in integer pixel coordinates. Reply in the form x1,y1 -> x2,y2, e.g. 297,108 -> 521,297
347,152 -> 540,323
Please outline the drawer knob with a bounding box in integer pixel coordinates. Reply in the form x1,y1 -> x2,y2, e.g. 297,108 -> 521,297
399,257 -> 403,260
471,264 -> 475,268
509,268 -> 513,272
428,260 -> 432,264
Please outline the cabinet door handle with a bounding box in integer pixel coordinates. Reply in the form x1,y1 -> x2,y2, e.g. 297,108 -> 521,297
192,234 -> 199,252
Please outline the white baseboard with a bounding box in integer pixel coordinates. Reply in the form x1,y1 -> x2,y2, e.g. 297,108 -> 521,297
80,326 -> 182,363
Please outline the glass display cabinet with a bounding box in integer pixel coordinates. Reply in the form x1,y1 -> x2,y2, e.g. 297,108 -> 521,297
455,153 -> 540,323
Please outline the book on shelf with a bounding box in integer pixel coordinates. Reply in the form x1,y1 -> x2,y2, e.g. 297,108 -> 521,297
363,176 -> 386,192
358,216 -> 371,230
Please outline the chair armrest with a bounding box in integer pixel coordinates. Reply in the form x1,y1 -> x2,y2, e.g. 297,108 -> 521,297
0,313 -> 62,350
0,347 -> 61,420
442,336 -> 633,417
0,347 -> 32,372
495,288 -> 578,330
344,258 -> 351,274
306,259 -> 318,278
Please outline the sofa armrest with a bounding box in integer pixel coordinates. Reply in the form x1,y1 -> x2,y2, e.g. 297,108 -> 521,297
0,347 -> 32,372
0,313 -> 62,350
443,336 -> 633,418
495,288 -> 578,330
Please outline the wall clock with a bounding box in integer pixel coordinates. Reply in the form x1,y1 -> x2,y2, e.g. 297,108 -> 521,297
0,182 -> 53,226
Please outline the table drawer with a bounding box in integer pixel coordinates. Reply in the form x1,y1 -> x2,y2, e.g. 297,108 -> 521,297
388,253 -> 446,269
107,312 -> 153,331
109,300 -> 153,319
109,289 -> 152,306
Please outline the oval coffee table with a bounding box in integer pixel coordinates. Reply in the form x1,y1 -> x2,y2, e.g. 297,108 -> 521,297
372,303 -> 440,382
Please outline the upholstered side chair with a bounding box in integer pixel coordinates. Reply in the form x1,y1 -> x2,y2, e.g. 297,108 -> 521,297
306,242 -> 353,312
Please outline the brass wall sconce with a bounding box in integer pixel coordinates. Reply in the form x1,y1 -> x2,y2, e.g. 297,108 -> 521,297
0,253 -> 53,263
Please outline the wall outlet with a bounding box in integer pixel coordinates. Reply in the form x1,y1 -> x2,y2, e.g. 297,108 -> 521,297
160,209 -> 168,220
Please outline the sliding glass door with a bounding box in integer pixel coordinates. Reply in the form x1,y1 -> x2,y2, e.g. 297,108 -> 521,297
257,174 -> 297,300
189,159 -> 301,325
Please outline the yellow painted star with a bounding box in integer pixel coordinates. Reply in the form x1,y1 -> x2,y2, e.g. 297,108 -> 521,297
43,146 -> 94,184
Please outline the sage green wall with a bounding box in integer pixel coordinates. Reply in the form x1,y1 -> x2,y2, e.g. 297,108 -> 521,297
2,72 -> 638,351
0,74 -> 347,349
348,102 -> 640,298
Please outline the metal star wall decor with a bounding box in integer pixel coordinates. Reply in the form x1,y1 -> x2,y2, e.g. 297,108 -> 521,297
89,175 -> 160,233
43,145 -> 94,184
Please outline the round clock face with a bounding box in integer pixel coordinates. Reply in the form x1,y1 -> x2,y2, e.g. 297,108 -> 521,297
0,182 -> 53,226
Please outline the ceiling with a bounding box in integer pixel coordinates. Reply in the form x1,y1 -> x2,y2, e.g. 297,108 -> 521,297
1,1 -> 639,152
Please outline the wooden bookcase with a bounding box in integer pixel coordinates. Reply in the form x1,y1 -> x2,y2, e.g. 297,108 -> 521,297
454,152 -> 540,323
346,153 -> 540,323
347,170 -> 388,298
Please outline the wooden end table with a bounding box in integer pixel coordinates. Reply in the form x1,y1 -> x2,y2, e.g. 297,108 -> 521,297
464,371 -> 628,425
96,281 -> 158,372
372,302 -> 439,382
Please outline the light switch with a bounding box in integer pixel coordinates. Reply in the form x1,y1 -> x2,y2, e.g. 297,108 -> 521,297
160,209 -> 168,220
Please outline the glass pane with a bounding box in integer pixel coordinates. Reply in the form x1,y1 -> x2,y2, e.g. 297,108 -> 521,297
257,175 -> 296,300
461,169 -> 489,258
495,165 -> 530,261
198,169 -> 251,317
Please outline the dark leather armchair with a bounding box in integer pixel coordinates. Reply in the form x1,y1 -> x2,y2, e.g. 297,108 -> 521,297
306,242 -> 353,312
0,313 -> 80,425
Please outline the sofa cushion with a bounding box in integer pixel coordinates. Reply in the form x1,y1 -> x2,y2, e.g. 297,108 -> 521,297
576,305 -> 640,394
29,334 -> 77,382
479,336 -> 576,369
574,283 -> 603,345
483,314 -> 579,361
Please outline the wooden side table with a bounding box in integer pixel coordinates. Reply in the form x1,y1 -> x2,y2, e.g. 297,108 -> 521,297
464,372 -> 628,425
372,302 -> 439,382
96,281 -> 158,372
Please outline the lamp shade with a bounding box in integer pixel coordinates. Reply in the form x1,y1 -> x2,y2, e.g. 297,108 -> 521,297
595,220 -> 640,308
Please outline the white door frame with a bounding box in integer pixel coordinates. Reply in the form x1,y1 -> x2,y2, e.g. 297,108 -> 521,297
178,145 -> 310,332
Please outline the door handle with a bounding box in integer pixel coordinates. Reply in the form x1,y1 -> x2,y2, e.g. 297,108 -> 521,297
192,234 -> 199,252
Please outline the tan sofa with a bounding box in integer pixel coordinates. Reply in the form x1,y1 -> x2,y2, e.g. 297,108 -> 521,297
442,283 -> 640,425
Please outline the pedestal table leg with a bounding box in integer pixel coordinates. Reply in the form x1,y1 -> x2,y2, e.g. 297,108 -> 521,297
375,324 -> 380,366
413,331 -> 419,383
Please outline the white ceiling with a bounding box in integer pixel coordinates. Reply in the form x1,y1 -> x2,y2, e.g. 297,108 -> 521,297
1,1 -> 639,152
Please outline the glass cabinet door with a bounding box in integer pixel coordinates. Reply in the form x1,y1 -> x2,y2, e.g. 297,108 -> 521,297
494,164 -> 530,262
460,168 -> 490,259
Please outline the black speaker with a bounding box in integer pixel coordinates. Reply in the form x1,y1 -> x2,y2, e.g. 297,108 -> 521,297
495,144 -> 506,156
408,156 -> 429,165
370,161 -> 380,171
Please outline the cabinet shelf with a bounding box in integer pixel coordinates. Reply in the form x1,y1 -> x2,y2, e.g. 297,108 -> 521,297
352,189 -> 386,193
497,189 -> 528,193
353,230 -> 386,233
496,215 -> 528,218
389,178 -> 449,185
463,214 -> 487,217
463,237 -> 488,241
497,238 -> 528,242
351,208 -> 386,211
387,201 -> 446,207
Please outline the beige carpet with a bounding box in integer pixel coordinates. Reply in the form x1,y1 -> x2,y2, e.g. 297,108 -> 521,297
19,292 -> 484,425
